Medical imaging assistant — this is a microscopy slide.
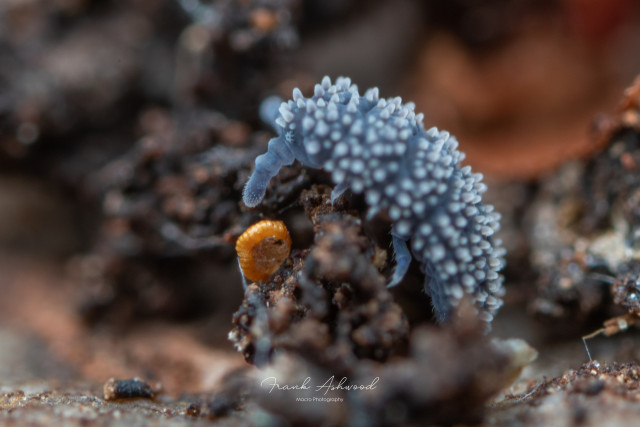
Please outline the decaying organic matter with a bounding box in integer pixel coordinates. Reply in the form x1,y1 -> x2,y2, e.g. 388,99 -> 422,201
491,361 -> 640,426
230,185 -> 409,366
103,377 -> 157,401
227,184 -> 531,425
527,76 -> 640,334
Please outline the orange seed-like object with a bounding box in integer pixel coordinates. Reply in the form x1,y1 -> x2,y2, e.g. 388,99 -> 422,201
235,220 -> 291,282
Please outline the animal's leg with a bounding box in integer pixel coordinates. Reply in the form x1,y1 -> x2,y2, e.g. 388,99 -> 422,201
388,233 -> 411,287
331,182 -> 350,205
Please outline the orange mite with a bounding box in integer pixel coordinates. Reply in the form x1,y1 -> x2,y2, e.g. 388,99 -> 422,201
235,220 -> 291,283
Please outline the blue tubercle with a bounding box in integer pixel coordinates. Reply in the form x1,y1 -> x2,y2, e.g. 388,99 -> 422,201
243,76 -> 505,326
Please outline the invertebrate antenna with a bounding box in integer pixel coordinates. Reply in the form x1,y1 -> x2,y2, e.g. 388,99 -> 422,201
586,272 -> 617,285
581,313 -> 639,361
160,222 -> 226,250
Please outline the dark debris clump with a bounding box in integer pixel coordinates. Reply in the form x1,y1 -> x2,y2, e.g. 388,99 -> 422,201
0,0 -> 305,171
227,185 -> 528,426
0,1 -> 174,166
88,108 -> 258,256
174,0 -> 304,114
342,323 -> 517,426
245,320 -> 519,427
229,185 -> 409,368
103,378 -> 157,401
1,0 -> 382,327
611,260 -> 640,316
526,76 -> 640,331
72,108 -> 265,323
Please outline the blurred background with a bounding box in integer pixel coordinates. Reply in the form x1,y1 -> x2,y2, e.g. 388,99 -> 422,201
1,0 -> 640,396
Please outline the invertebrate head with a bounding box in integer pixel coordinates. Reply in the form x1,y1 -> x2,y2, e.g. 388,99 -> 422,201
236,220 -> 291,282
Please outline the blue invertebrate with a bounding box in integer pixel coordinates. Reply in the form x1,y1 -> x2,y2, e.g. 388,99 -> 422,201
243,76 -> 505,325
